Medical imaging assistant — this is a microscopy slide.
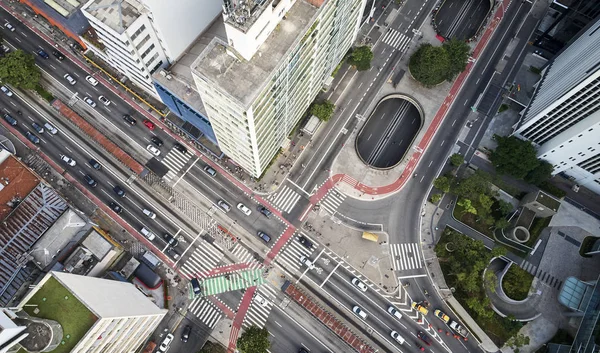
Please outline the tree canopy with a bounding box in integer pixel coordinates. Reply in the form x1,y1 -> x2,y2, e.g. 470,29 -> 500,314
409,40 -> 470,86
309,100 -> 335,121
433,176 -> 451,193
490,135 -> 540,179
236,326 -> 270,353
0,50 -> 41,90
443,38 -> 470,80
525,160 -> 554,186
347,46 -> 373,71
449,153 -> 464,167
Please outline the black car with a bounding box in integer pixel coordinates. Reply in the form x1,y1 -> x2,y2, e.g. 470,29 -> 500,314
113,185 -> 126,197
36,49 -> 49,59
52,50 -> 65,60
258,206 -> 272,218
173,142 -> 187,154
3,113 -> 16,126
109,201 -> 123,214
417,331 -> 432,346
151,136 -> 163,147
25,131 -> 40,144
298,236 -> 314,249
257,231 -> 271,243
164,233 -> 179,247
32,122 -> 44,134
89,158 -> 102,170
181,325 -> 191,343
84,174 -> 98,187
122,114 -> 136,125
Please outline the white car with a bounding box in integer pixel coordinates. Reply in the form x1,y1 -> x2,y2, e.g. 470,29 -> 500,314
353,306 -> 367,320
254,294 -> 269,308
1,86 -> 13,97
98,95 -> 111,106
83,96 -> 96,107
391,331 -> 405,344
299,255 -> 315,270
44,122 -> 58,134
142,208 -> 156,219
85,75 -> 99,86
237,203 -> 252,216
159,333 -> 174,352
4,23 -> 15,32
60,155 -> 76,167
147,144 -> 161,156
351,277 -> 368,292
64,73 -> 76,85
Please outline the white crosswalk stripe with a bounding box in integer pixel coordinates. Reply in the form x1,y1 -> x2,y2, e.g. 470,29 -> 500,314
188,296 -> 222,328
275,233 -> 317,273
162,148 -> 192,181
179,241 -> 224,279
390,243 -> 423,271
230,243 -> 262,269
320,188 -> 346,215
244,284 -> 278,328
381,28 -> 411,51
270,185 -> 302,214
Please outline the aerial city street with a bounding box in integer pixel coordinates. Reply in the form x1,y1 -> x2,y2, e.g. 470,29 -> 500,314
0,0 -> 599,353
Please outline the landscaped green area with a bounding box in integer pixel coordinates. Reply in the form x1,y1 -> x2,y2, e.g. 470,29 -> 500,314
436,228 -> 523,345
409,39 -> 470,87
579,236 -> 599,258
23,277 -> 97,353
501,265 -> 534,300
526,217 -> 551,247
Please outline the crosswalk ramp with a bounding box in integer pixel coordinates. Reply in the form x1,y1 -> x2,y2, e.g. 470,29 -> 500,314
275,233 -> 317,273
230,243 -> 263,269
179,241 -> 224,279
381,28 -> 411,51
269,185 -> 302,214
188,296 -> 223,329
519,260 -> 562,289
320,188 -> 346,215
244,284 -> 277,328
162,148 -> 192,181
390,243 -> 423,271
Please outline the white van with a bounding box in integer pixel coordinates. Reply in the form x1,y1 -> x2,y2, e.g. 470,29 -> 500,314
140,227 -> 156,241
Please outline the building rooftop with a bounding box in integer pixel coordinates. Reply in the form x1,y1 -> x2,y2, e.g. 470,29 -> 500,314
28,0 -> 91,35
83,0 -> 144,34
0,152 -> 40,221
192,0 -> 318,107
536,190 -> 561,212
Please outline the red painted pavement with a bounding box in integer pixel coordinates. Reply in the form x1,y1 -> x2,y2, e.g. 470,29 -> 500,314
193,262 -> 252,280
264,226 -> 296,266
228,286 -> 257,353
208,296 -> 236,320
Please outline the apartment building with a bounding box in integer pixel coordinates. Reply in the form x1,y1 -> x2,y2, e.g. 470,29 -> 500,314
191,0 -> 366,177
513,18 -> 600,194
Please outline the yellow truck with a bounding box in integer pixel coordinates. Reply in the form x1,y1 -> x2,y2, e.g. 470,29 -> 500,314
411,301 -> 429,315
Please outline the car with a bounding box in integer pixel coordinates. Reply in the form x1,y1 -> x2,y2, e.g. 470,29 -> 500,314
89,158 -> 102,170
164,233 -> 178,247
1,86 -> 13,97
25,131 -> 39,144
52,50 -> 65,60
140,227 -> 156,241
411,301 -> 429,315
151,136 -> 163,146
388,306 -> 403,320
122,114 -> 136,125
143,208 -> 156,219
237,203 -> 252,216
181,325 -> 191,343
31,122 -> 44,134
299,255 -> 315,270
434,309 -> 450,323
417,331 -> 432,346
299,349 -> 309,353
416,343 -> 425,351
83,96 -> 96,107
217,200 -> 231,212
64,73 -> 76,85
143,119 -> 155,130
3,113 -> 16,126
190,278 -> 201,295
257,231 -> 271,243
351,277 -> 368,292
84,174 -> 97,187
298,235 -> 313,249
98,95 -> 110,106
44,122 -> 58,134
85,75 -> 99,86
60,155 -> 76,166
146,144 -> 161,156
4,22 -> 15,32
204,165 -> 217,177
173,143 -> 187,154
258,205 -> 272,218
353,306 -> 367,320
36,49 -> 49,59
159,333 -> 174,352
109,201 -> 123,214
254,293 -> 269,308
391,331 -> 405,344
113,185 -> 126,197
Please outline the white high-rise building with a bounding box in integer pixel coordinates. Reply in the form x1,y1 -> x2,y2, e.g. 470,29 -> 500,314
0,309 -> 28,353
81,0 -> 222,96
513,18 -> 600,194
192,0 -> 366,177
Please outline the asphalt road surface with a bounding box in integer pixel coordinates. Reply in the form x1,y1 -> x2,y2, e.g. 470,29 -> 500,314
435,0 -> 490,40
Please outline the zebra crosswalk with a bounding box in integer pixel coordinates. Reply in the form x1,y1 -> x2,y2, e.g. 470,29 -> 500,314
162,148 -> 192,181
390,243 -> 423,271
230,243 -> 263,269
381,28 -> 411,51
275,233 -> 317,273
188,296 -> 222,328
520,260 -> 562,289
244,284 -> 277,328
270,185 -> 302,214
180,240 -> 224,279
320,188 -> 346,215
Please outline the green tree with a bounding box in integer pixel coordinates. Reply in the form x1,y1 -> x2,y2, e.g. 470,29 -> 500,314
442,38 -> 470,80
0,50 -> 41,89
430,193 -> 442,204
506,333 -> 531,351
409,44 -> 450,87
452,170 -> 492,201
525,160 -> 554,185
237,326 -> 270,353
309,100 -> 335,121
494,218 -> 510,230
347,46 -> 373,71
490,135 -> 540,179
199,341 -> 226,353
457,198 -> 477,215
495,199 -> 514,216
449,153 -> 464,167
478,194 -> 494,213
433,176 -> 451,193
